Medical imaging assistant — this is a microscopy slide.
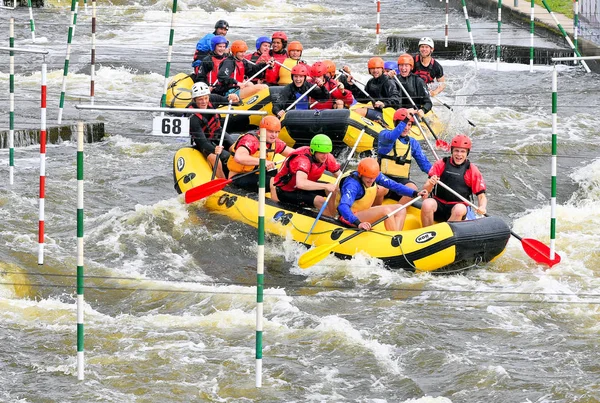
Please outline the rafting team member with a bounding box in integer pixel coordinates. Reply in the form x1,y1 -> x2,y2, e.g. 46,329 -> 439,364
194,36 -> 229,86
273,134 -> 341,211
227,116 -> 294,197
310,61 -> 354,110
192,20 -> 229,73
335,158 -> 428,231
421,134 -> 487,227
215,40 -> 271,99
383,61 -> 401,92
344,57 -> 401,122
396,53 -> 432,118
246,36 -> 271,64
278,41 -> 304,85
376,108 -> 432,205
271,63 -> 330,118
413,37 -> 446,97
263,31 -> 289,86
188,82 -> 239,179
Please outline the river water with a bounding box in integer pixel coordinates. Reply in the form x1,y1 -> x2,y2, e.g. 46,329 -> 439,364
1,1 -> 599,402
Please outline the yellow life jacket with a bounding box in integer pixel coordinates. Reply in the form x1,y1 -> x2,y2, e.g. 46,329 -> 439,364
379,139 -> 412,179
278,58 -> 300,85
227,133 -> 277,174
335,172 -> 378,213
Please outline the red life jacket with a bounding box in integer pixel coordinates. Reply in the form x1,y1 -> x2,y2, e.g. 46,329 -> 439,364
413,55 -> 435,84
264,51 -> 287,85
207,56 -> 225,86
188,102 -> 221,138
274,146 -> 327,192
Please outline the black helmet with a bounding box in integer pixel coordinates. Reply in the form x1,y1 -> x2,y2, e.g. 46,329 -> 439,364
215,20 -> 229,30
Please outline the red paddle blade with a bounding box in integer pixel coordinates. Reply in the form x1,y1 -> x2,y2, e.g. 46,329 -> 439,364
521,238 -> 561,268
436,139 -> 451,152
184,178 -> 231,204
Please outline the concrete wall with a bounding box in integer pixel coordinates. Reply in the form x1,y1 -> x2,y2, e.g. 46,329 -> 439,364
0,122 -> 105,148
581,0 -> 600,46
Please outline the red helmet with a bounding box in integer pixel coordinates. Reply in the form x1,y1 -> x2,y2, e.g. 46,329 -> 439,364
357,158 -> 380,179
451,134 -> 472,152
291,63 -> 310,77
397,53 -> 414,67
367,57 -> 384,69
393,108 -> 414,123
230,40 -> 248,54
287,41 -> 303,52
323,60 -> 336,75
272,31 -> 288,41
260,115 -> 281,132
310,61 -> 328,78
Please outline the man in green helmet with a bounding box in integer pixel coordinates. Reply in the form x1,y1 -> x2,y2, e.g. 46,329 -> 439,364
273,134 -> 341,210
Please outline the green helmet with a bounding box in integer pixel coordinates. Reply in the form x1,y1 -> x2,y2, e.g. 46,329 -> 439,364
310,134 -> 333,154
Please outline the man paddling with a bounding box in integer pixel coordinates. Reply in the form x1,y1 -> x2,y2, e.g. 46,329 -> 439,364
396,53 -> 432,119
421,134 -> 487,227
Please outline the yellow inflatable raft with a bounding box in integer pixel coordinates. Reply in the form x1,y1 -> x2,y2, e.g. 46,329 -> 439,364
173,147 -> 510,273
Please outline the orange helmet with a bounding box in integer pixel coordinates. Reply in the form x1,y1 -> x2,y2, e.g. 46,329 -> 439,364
260,115 -> 281,132
397,53 -> 414,67
451,134 -> 472,153
310,61 -> 328,78
287,41 -> 303,52
230,40 -> 248,54
367,57 -> 385,69
393,108 -> 414,123
357,158 -> 380,179
323,60 -> 336,75
291,63 -> 310,77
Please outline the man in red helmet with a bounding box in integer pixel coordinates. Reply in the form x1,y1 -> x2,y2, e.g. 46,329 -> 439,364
421,134 -> 487,227
271,63 -> 330,118
310,61 -> 354,110
227,115 -> 294,195
412,37 -> 446,97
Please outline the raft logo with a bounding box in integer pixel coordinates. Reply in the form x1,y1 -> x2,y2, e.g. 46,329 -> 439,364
415,231 -> 436,244
360,117 -> 374,126
177,157 -> 185,172
246,95 -> 259,105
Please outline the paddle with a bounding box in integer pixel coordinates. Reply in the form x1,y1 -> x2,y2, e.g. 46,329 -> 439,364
304,127 -> 367,242
298,196 -> 422,269
185,160 -> 284,204
434,180 -> 561,268
284,82 -> 319,112
433,96 -> 476,127
242,63 -> 270,85
339,69 -> 395,127
211,99 -> 233,180
393,75 -> 450,152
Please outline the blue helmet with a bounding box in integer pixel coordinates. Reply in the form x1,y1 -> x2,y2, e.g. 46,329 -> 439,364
210,35 -> 229,51
384,61 -> 397,71
255,36 -> 271,50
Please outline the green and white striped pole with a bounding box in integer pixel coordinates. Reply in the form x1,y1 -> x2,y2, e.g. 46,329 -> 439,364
58,0 -> 79,124
573,0 -> 579,65
460,0 -> 478,69
255,126 -> 266,388
496,0 -> 502,70
27,0 -> 36,42
9,18 -> 15,185
90,0 -> 96,105
160,0 -> 178,109
541,0 -> 590,73
550,67 -> 557,261
77,121 -> 85,380
529,0 -> 535,72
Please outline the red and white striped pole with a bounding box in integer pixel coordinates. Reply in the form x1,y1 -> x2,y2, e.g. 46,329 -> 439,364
38,59 -> 47,265
375,0 -> 381,45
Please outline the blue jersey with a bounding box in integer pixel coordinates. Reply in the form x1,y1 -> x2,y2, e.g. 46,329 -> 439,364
378,123 -> 432,174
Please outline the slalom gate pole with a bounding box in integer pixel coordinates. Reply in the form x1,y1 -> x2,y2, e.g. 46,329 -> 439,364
460,0 -> 478,69
160,0 -> 178,110
9,18 -> 15,185
39,59 -> 47,265
90,0 -> 96,105
550,67 -> 558,262
541,0 -> 590,72
445,0 -> 449,47
573,0 -> 579,64
255,127 -> 266,387
375,0 -> 381,46
58,0 -> 79,124
77,121 -> 85,380
530,0 -> 535,72
27,0 -> 36,42
496,0 -> 502,70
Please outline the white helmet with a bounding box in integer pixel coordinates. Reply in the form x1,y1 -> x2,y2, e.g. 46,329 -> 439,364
191,82 -> 210,98
418,37 -> 434,49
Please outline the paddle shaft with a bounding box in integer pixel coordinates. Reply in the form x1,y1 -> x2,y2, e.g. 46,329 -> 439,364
242,63 -> 270,85
211,100 -> 233,180
433,96 -> 476,127
309,73 -> 343,108
285,82 -> 319,112
304,127 -> 367,242
339,69 -> 377,104
393,76 -> 441,139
